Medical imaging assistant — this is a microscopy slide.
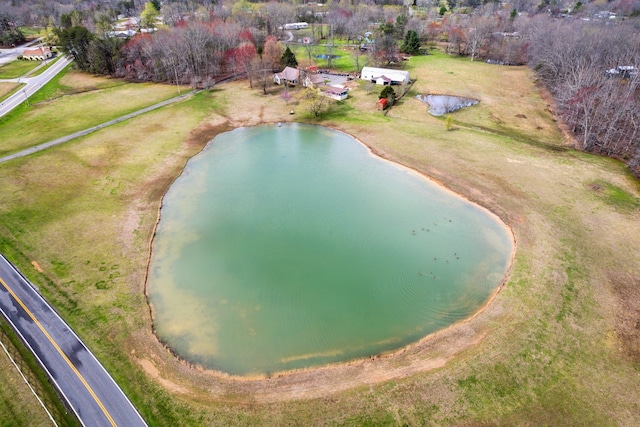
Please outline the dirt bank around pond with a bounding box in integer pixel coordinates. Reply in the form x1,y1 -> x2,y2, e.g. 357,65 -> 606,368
135,86 -> 517,404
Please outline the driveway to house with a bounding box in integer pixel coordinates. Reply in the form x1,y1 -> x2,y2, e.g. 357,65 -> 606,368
0,54 -> 73,118
0,254 -> 148,427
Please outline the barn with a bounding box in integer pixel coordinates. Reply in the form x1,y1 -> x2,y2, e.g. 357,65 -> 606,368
360,67 -> 410,85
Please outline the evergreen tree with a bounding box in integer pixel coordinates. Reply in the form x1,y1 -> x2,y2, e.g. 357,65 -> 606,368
379,85 -> 396,106
402,30 -> 421,55
56,26 -> 94,70
280,46 -> 298,68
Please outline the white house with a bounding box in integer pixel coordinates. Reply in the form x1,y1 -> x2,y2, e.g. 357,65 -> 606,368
319,85 -> 348,101
360,67 -> 410,85
605,65 -> 638,78
274,67 -> 300,85
282,22 -> 309,30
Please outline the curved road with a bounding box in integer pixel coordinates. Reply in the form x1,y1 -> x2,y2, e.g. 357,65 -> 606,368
0,254 -> 147,427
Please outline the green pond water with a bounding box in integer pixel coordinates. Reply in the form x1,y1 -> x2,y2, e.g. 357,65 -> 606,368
148,124 -> 513,376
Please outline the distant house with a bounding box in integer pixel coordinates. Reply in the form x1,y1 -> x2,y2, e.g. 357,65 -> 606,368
109,29 -> 136,38
605,65 -> 638,78
282,22 -> 309,30
594,11 -> 616,19
22,47 -> 53,61
360,67 -> 410,86
274,67 -> 300,85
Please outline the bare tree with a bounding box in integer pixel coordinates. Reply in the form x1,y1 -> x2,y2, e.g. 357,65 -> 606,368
298,87 -> 332,118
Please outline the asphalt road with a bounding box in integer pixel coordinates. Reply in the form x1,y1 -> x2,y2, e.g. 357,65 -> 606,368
0,38 -> 43,66
0,54 -> 73,118
0,254 -> 147,427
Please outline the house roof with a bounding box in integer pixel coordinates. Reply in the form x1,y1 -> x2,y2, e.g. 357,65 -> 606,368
373,75 -> 393,82
318,85 -> 347,95
275,66 -> 300,81
361,67 -> 410,81
23,47 -> 51,56
307,74 -> 325,85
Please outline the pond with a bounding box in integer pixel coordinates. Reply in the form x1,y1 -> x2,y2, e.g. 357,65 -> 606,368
147,124 -> 513,376
314,54 -> 341,59
416,94 -> 479,116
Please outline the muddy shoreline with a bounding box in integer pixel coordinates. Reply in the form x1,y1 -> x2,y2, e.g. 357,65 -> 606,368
137,119 -> 517,401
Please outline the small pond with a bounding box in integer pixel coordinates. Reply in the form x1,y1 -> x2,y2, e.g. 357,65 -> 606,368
147,124 -> 513,376
417,94 -> 479,116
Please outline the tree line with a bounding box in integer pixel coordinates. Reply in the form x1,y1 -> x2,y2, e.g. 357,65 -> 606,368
3,0 -> 639,176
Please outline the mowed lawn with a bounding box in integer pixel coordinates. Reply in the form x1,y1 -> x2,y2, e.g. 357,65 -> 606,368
406,50 -> 562,144
0,60 -> 42,79
0,71 -> 181,156
0,52 -> 639,426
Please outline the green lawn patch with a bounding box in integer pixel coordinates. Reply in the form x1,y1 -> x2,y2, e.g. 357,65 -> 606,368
28,55 -> 62,77
290,43 -> 364,73
589,179 -> 640,211
0,68 -> 183,156
19,27 -> 44,39
0,60 -> 42,79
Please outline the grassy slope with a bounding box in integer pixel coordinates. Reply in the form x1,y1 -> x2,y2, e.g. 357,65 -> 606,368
0,51 -> 638,426
0,60 -> 41,79
0,70 -> 181,156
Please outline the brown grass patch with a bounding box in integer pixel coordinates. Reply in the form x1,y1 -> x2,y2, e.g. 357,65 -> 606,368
609,271 -> 640,365
0,82 -> 19,100
30,260 -> 43,272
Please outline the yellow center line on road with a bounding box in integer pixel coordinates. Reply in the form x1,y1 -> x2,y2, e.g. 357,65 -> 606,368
0,276 -> 117,427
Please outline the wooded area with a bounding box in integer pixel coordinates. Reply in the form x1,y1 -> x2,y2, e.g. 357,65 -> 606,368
1,0 -> 639,175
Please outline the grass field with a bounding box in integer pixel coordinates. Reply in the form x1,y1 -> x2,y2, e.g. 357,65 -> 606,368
0,70 -> 182,156
0,50 -> 638,425
19,27 -> 44,39
290,41 -> 368,72
0,60 -> 42,79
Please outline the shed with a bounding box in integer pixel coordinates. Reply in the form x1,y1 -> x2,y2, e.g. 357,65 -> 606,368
376,98 -> 388,110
